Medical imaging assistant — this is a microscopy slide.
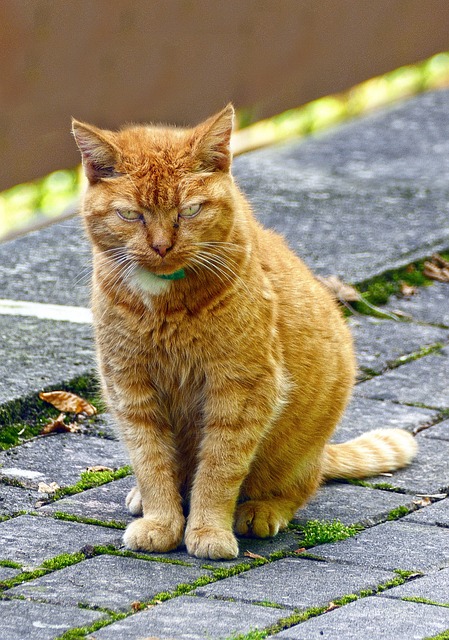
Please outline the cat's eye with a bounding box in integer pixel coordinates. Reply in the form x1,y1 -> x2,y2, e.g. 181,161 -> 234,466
179,203 -> 202,218
116,209 -> 142,222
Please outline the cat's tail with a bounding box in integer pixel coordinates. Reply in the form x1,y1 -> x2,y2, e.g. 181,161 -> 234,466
321,428 -> 417,480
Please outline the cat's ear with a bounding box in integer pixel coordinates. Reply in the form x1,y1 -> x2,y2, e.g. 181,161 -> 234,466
72,119 -> 120,184
192,104 -> 234,173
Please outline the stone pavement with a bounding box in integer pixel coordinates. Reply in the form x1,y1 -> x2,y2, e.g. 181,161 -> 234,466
0,89 -> 449,639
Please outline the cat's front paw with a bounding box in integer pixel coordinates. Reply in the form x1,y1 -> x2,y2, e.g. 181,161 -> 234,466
184,525 -> 239,560
123,516 -> 184,553
125,486 -> 142,516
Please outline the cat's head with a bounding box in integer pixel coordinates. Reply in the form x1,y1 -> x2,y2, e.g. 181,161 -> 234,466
72,105 -> 239,290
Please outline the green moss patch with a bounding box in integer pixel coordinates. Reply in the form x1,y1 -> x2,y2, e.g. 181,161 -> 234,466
52,466 -> 132,500
291,519 -> 362,548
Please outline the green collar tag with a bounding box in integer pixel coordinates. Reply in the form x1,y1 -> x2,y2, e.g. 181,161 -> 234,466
156,269 -> 186,281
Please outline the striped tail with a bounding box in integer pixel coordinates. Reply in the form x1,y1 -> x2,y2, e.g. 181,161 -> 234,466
322,428 -> 418,480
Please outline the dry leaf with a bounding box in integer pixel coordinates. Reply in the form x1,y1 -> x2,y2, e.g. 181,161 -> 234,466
41,413 -> 80,435
131,601 -> 142,612
244,550 -> 266,560
400,281 -> 417,297
423,254 -> 449,283
324,602 -> 340,613
39,391 -> 97,416
413,496 -> 432,507
85,465 -> 114,473
432,253 -> 449,269
317,275 -> 361,302
38,481 -> 60,494
294,547 -> 306,554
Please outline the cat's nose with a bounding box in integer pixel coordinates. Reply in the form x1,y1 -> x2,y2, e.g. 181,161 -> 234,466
152,243 -> 172,258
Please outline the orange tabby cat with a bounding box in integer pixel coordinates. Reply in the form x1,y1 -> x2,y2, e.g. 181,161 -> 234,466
72,105 -> 417,559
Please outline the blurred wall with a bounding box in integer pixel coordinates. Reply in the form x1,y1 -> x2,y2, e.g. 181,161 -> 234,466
1,0 -> 449,190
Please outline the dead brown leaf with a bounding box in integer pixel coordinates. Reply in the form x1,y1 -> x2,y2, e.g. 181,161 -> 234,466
423,254 -> 449,283
85,465 -> 114,473
38,481 -> 60,494
294,547 -> 306,554
131,601 -> 142,612
413,496 -> 432,507
244,550 -> 266,560
316,275 -> 361,302
400,281 -> 417,297
41,413 -> 80,435
39,391 -> 97,416
433,253 -> 449,269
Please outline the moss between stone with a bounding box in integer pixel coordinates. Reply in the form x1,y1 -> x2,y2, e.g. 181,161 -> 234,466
345,479 -> 407,493
389,343 -> 445,369
425,630 -> 449,640
52,512 -> 127,530
347,250 -> 449,314
52,466 -> 133,500
402,596 -> 449,608
356,258 -> 437,307
0,550 -> 87,591
387,505 -> 412,521
0,559 -> 21,569
91,545 -> 192,567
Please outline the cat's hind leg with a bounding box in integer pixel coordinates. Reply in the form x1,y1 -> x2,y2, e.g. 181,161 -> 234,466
235,448 -> 323,538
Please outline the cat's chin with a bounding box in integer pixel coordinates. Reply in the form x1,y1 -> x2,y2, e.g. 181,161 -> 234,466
131,265 -> 173,296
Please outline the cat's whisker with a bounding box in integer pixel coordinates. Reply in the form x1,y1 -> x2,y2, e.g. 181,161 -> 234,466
192,241 -> 244,253
188,255 -> 230,289
194,250 -> 253,298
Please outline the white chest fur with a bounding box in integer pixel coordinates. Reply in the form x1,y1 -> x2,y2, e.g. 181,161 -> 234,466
132,266 -> 172,296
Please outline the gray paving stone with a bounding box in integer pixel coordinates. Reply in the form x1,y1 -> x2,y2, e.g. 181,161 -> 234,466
355,350 -> 449,408
234,89 -> 449,282
40,475 -> 135,524
0,484 -> 41,516
349,316 -> 449,375
89,594 -> 290,639
421,419 -> 449,441
308,521 -> 449,572
9,554 -> 211,612
0,433 -> 129,488
0,315 -> 95,404
0,216 -> 91,307
381,567 -> 449,605
0,599 -> 105,640
386,282 -> 449,328
293,482 -> 416,527
365,434 -> 449,494
195,557 -> 394,609
404,497 -> 449,527
274,596 -> 449,640
0,515 -> 122,568
333,396 -> 437,443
